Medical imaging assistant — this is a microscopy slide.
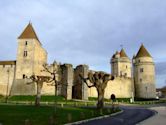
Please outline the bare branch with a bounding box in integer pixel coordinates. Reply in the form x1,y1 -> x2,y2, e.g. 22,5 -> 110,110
26,81 -> 34,85
79,74 -> 95,88
43,64 -> 52,74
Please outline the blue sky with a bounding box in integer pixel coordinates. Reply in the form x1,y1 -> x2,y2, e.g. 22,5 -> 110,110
0,0 -> 166,88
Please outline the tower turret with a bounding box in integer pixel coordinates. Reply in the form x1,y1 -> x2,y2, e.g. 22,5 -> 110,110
111,48 -> 131,78
15,23 -> 47,79
133,44 -> 156,98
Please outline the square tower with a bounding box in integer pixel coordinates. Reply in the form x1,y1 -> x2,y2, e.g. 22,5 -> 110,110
15,23 -> 47,79
10,23 -> 47,95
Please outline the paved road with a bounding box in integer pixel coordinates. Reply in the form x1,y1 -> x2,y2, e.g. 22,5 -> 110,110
138,106 -> 166,125
79,106 -> 155,125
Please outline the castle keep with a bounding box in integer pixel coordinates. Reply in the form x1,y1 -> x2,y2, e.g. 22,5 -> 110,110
0,23 -> 156,99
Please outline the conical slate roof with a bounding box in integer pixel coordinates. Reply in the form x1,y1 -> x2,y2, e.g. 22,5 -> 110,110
135,44 -> 152,58
120,48 -> 128,58
18,23 -> 39,41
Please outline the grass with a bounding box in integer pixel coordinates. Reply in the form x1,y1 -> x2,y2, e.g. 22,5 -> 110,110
7,95 -> 66,102
89,97 -> 130,102
0,104 -> 120,125
133,99 -> 166,105
0,95 -> 4,102
134,98 -> 159,101
0,95 -> 3,99
1,95 -> 165,106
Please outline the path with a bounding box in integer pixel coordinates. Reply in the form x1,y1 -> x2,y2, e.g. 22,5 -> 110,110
138,106 -> 166,125
79,106 -> 155,125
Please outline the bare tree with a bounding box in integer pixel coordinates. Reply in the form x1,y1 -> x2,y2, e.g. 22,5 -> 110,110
80,71 -> 114,109
42,62 -> 62,97
27,75 -> 51,107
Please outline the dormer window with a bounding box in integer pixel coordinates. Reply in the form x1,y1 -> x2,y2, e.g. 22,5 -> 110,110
24,51 -> 27,57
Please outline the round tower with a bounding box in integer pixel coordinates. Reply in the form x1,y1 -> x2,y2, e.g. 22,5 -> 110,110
133,44 -> 156,99
111,48 -> 131,78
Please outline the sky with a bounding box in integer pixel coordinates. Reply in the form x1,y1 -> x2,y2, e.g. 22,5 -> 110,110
0,0 -> 166,88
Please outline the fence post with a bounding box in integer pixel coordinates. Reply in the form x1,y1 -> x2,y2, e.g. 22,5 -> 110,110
80,112 -> 85,119
61,103 -> 64,108
25,119 -> 31,125
67,113 -> 72,123
48,116 -> 55,125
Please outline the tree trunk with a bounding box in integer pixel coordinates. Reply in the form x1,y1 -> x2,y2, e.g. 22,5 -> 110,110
97,88 -> 105,109
55,84 -> 57,96
35,82 -> 43,107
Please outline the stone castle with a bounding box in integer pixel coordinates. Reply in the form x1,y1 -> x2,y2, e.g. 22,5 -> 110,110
0,23 -> 156,100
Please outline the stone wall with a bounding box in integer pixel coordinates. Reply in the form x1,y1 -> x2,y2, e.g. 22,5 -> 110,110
15,39 -> 47,79
111,57 -> 131,78
0,63 -> 16,95
41,62 -> 60,95
73,65 -> 89,100
88,77 -> 134,99
60,64 -> 73,100
10,79 -> 36,95
10,38 -> 48,95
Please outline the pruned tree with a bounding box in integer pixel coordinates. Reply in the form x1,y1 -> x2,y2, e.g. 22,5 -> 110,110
42,61 -> 62,97
27,75 -> 51,107
79,71 -> 114,109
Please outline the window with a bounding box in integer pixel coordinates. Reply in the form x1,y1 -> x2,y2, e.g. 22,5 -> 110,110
140,78 -> 142,83
11,65 -> 13,68
25,41 -> 28,46
140,68 -> 144,73
125,73 -> 127,77
23,74 -> 26,79
126,65 -> 128,69
3,65 -> 5,68
23,51 -> 27,57
120,71 -> 122,76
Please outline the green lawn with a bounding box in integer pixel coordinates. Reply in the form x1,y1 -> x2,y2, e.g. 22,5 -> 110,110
0,104 -> 120,125
1,96 -> 165,106
89,97 -> 130,102
7,95 -> 66,102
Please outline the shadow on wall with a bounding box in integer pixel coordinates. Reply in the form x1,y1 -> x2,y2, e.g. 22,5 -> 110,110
10,79 -> 36,95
